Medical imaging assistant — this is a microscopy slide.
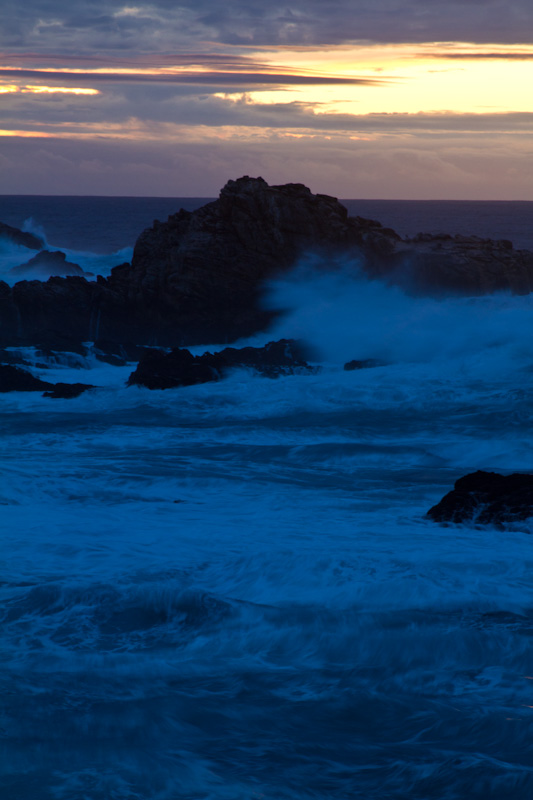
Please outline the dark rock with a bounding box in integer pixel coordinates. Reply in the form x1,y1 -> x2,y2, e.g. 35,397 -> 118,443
0,364 -> 54,392
93,339 -> 150,365
3,177 -> 533,350
10,250 -> 86,280
127,338 -> 314,390
344,359 -> 382,371
0,221 -> 43,251
42,383 -> 94,399
128,347 -> 218,390
0,364 -> 94,397
126,177 -> 391,345
426,470 -> 533,527
389,234 -> 533,296
34,333 -> 89,357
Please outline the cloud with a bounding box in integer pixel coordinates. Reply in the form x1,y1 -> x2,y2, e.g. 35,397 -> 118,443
0,66 -> 382,88
2,78 -> 532,136
2,0 -> 533,52
1,127 -> 532,200
2,2 -> 532,199
422,49 -> 533,60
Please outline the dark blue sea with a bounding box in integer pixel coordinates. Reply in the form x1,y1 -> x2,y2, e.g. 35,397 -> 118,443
2,196 -> 533,799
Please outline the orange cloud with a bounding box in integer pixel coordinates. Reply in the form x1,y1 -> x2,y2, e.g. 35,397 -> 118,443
0,84 -> 100,95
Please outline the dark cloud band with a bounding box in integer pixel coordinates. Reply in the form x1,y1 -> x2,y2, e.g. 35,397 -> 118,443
0,67 -> 381,87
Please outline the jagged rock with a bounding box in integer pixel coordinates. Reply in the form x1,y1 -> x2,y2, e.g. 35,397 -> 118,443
2,177 -> 533,350
0,364 -> 54,392
0,221 -> 43,251
426,471 -> 533,527
127,339 -> 314,390
42,383 -> 94,399
126,177 -> 396,344
10,250 -> 86,280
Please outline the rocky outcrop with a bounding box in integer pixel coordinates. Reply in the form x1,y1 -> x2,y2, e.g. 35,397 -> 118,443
0,221 -> 43,251
127,339 -> 314,390
390,233 -> 533,296
0,364 -> 54,392
2,177 -> 533,350
10,250 -> 86,280
0,364 -> 93,397
427,471 -> 533,527
127,177 -> 401,344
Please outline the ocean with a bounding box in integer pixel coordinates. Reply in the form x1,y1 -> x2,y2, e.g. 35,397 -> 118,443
1,196 -> 533,799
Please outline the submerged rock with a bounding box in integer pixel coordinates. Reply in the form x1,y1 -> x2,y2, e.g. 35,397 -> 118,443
0,221 -> 43,251
42,383 -> 94,399
343,359 -> 383,371
10,250 -> 86,280
426,470 -> 533,527
127,339 -> 314,390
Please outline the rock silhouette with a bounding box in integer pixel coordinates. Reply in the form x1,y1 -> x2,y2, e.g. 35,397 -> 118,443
10,250 -> 86,280
127,339 -> 314,390
2,177 -> 533,351
427,470 -> 533,527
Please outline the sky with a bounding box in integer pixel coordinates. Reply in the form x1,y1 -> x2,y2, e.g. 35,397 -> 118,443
1,0 -> 533,198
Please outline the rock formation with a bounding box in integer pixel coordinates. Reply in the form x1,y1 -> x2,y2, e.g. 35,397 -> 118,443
2,176 -> 533,351
391,233 -> 533,296
9,250 -> 86,280
426,470 -> 533,527
0,364 -> 93,397
127,339 -> 314,390
0,364 -> 54,392
0,221 -> 43,251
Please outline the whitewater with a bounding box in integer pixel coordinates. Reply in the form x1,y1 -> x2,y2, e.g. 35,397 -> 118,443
2,203 -> 533,798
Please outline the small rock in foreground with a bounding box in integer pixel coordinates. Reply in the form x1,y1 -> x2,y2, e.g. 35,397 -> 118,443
42,383 -> 94,399
427,470 -> 533,527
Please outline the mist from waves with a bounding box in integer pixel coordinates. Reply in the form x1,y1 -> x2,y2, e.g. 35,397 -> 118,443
2,260 -> 533,798
263,254 -> 533,374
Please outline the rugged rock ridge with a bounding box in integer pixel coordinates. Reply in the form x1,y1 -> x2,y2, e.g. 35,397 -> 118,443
2,176 -> 533,350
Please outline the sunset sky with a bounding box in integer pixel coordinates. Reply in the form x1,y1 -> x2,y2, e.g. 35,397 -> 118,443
1,0 -> 533,198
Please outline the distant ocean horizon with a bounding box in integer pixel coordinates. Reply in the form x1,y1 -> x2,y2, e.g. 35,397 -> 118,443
1,195 -> 533,255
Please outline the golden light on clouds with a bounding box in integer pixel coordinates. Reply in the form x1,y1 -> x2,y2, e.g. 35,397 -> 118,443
249,42 -> 533,116
0,41 -> 531,149
0,84 -> 100,95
